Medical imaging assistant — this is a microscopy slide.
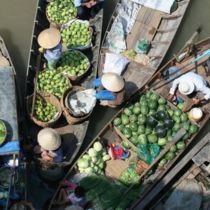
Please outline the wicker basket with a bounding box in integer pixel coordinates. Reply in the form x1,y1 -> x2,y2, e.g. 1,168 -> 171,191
46,3 -> 77,28
57,50 -> 90,83
61,19 -> 93,50
27,91 -> 62,127
61,86 -> 93,124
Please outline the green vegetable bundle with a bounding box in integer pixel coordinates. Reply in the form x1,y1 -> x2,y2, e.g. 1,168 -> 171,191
56,50 -> 90,78
61,20 -> 92,48
46,0 -> 77,24
0,120 -> 6,144
37,69 -> 71,99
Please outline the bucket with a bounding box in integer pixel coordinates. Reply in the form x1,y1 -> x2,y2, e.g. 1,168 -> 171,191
27,91 -> 62,128
61,87 -> 92,124
188,108 -> 203,122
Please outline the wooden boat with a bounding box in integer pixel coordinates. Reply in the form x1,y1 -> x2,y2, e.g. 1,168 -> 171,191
48,37 -> 210,210
141,131 -> 210,210
99,0 -> 191,100
0,36 -> 26,210
24,0 -> 104,172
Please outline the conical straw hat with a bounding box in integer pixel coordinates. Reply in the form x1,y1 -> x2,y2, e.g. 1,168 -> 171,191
38,28 -> 61,49
101,73 -> 124,92
37,128 -> 61,151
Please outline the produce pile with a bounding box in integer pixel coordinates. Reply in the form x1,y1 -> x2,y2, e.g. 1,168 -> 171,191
56,50 -> 89,77
37,69 -> 71,99
0,120 -> 6,144
61,21 -> 92,47
113,91 -> 199,167
76,141 -> 110,175
46,0 -> 77,24
34,96 -> 58,122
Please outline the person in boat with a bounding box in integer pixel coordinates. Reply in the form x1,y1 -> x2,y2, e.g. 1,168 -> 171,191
54,181 -> 87,208
37,27 -> 62,70
34,128 -> 63,162
167,72 -> 210,106
92,72 -> 125,108
74,0 -> 103,20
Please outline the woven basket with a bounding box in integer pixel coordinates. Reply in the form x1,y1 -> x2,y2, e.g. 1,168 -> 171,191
27,91 -> 62,128
57,50 -> 90,83
46,3 -> 77,28
61,86 -> 92,124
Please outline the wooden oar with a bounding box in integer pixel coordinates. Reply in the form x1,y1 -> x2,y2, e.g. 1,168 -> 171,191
122,128 -> 186,196
31,51 -> 42,117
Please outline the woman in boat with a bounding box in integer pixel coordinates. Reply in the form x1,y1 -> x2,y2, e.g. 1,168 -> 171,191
93,72 -> 125,108
37,27 -> 62,70
167,72 -> 210,106
74,0 -> 103,20
34,128 -> 63,163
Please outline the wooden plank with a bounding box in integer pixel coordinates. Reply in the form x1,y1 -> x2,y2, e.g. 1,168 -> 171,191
131,132 -> 210,210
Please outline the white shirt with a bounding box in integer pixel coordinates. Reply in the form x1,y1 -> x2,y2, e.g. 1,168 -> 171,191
74,0 -> 82,7
169,72 -> 210,100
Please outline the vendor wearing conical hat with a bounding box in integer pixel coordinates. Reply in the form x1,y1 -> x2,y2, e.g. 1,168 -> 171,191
92,73 -> 125,107
38,27 -> 62,70
168,72 -> 210,110
34,128 -> 63,162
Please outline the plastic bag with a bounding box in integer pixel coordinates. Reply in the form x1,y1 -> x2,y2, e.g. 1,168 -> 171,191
137,144 -> 160,165
102,53 -> 129,75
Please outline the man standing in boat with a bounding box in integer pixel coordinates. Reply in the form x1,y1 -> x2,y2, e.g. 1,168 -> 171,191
167,71 -> 210,107
92,72 -> 125,108
34,128 -> 63,162
74,0 -> 103,20
38,27 -> 62,70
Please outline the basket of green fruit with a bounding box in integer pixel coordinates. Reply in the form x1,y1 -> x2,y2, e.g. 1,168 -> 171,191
56,50 -> 90,82
36,69 -> 72,99
27,91 -> 62,127
46,0 -> 77,26
61,86 -> 93,124
61,19 -> 92,50
0,120 -> 7,145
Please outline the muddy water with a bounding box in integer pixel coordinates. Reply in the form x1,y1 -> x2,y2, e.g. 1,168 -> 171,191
0,0 -> 210,142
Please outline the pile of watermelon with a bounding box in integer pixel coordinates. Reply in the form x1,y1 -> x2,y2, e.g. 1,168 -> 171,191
113,91 -> 199,166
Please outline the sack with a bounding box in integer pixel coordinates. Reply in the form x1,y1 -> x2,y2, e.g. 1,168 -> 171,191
137,144 -> 160,165
103,53 -> 129,75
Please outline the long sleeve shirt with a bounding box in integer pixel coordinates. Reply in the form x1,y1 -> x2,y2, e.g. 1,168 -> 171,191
169,72 -> 210,100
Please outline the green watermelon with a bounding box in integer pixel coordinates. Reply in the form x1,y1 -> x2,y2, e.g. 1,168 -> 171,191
137,125 -> 145,134
141,106 -> 149,115
123,127 -> 132,138
121,114 -> 129,125
133,106 -> 141,115
138,115 -> 147,125
148,134 -> 158,143
138,134 -> 148,144
148,100 -> 158,110
124,108 -> 132,116
129,115 -> 138,123
113,117 -> 122,126
158,97 -> 167,105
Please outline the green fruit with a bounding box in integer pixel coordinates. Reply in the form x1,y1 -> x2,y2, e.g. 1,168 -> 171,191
173,123 -> 181,132
183,121 -> 190,131
113,117 -> 122,126
173,115 -> 181,124
164,119 -> 174,129
123,127 -> 132,138
158,138 -> 167,146
150,92 -> 159,101
124,108 -> 132,116
138,134 -> 148,144
129,115 -> 138,123
133,106 -> 141,115
165,151 -> 175,160
156,111 -> 168,121
177,103 -> 184,110
130,136 -> 139,145
145,127 -> 152,135
146,91 -> 152,99
147,134 -> 158,143
138,115 -> 147,125
141,106 -> 149,115
148,100 -> 158,110
189,124 -> 199,135
176,141 -> 186,150
146,115 -> 158,128
170,145 -> 177,153
130,123 -> 138,132
158,97 -> 167,105
137,125 -> 145,134
122,141 -> 131,149
155,125 -> 167,138
180,113 -> 188,122
167,108 -> 174,117
158,159 -> 167,167
174,109 -> 182,117
121,114 -> 130,125
118,124 -> 125,132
